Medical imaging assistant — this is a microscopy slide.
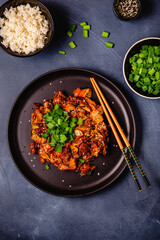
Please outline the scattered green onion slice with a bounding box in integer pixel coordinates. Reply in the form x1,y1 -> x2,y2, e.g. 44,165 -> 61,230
69,41 -> 77,49
87,171 -> 91,175
67,30 -> 73,37
83,25 -> 91,30
79,158 -> 85,163
102,31 -> 109,38
59,51 -> 66,55
70,24 -> 76,32
83,30 -> 89,38
106,42 -> 114,48
77,118 -> 83,125
45,165 -> 50,170
80,22 -> 87,26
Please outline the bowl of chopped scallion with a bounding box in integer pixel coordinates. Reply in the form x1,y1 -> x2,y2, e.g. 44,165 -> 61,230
123,37 -> 160,99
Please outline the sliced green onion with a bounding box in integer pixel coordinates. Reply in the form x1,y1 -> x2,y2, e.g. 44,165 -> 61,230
41,132 -> 49,138
70,24 -> 76,32
106,42 -> 114,48
67,30 -> 73,37
80,22 -> 87,26
83,25 -> 91,30
79,158 -> 85,163
87,171 -> 91,175
77,118 -> 83,125
45,165 -> 50,170
83,30 -> 89,38
69,41 -> 77,49
54,104 -> 59,110
71,117 -> 77,122
102,31 -> 109,38
56,145 -> 63,153
59,50 -> 66,55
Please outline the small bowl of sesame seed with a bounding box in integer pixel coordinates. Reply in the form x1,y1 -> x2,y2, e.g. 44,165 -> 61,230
113,0 -> 141,20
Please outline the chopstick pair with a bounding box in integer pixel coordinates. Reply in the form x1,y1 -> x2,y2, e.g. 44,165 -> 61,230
90,77 -> 151,191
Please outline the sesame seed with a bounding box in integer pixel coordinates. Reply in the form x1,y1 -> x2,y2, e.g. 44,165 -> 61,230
28,153 -> 30,155
113,144 -> 115,147
49,83 -> 52,85
43,99 -> 46,102
62,179 -> 64,182
33,165 -> 35,167
103,163 -> 105,165
60,81 -> 62,83
28,120 -> 31,122
112,102 -> 115,104
97,172 -> 100,176
31,159 -> 33,162
20,121 -> 22,124
69,185 -> 72,187
116,145 -> 118,147
33,157 -> 36,159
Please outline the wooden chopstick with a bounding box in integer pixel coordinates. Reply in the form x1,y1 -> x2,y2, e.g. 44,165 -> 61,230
90,78 -> 142,191
90,77 -> 151,189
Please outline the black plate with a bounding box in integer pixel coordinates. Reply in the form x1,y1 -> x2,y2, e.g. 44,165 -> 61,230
8,68 -> 136,196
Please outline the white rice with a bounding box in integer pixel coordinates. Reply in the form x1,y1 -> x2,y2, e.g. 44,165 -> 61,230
0,4 -> 49,54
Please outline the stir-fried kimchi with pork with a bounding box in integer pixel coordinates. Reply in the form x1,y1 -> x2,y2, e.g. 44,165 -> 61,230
30,88 -> 109,176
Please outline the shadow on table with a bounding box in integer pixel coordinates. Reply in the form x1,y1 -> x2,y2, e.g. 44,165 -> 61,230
139,0 -> 155,19
44,2 -> 71,53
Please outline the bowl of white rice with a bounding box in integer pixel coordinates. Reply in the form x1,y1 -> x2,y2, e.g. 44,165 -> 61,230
0,0 -> 54,56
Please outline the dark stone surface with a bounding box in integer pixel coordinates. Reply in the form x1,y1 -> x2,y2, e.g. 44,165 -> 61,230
0,0 -> 160,239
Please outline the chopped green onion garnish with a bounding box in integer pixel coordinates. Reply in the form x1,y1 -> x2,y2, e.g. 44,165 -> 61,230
67,30 -> 73,37
102,31 -> 109,38
69,41 -> 77,49
45,165 -> 50,170
87,171 -> 91,175
79,158 -> 85,163
83,25 -> 91,30
59,50 -> 66,55
70,24 -> 76,32
129,45 -> 160,95
83,30 -> 89,38
41,132 -> 49,138
80,22 -> 87,26
77,118 -> 83,125
56,145 -> 63,153
106,42 -> 114,48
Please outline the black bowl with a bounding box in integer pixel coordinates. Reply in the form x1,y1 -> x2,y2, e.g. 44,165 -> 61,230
113,0 -> 141,21
123,37 -> 160,99
0,0 -> 54,57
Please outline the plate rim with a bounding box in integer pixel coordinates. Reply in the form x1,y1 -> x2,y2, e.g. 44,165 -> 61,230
7,67 -> 136,197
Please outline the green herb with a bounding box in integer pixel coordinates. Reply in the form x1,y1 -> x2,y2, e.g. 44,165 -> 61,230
59,50 -> 66,55
83,25 -> 91,30
87,171 -> 91,175
106,42 -> 114,48
83,30 -> 89,38
70,24 -> 76,32
41,104 -> 81,152
67,30 -> 73,37
45,165 -> 50,170
102,31 -> 109,38
69,41 -> 77,49
77,118 -> 83,125
79,158 -> 85,163
129,45 -> 160,95
41,132 -> 49,138
80,22 -> 87,26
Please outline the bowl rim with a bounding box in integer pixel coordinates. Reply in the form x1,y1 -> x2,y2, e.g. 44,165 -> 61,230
0,0 -> 54,57
123,37 -> 160,99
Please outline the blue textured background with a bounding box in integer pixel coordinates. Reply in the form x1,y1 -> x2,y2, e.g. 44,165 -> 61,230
0,0 -> 160,239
